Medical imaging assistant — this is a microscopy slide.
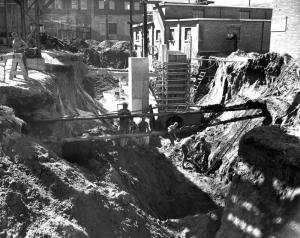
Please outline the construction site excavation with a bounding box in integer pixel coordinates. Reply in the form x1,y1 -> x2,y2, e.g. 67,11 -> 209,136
1,0 -> 300,237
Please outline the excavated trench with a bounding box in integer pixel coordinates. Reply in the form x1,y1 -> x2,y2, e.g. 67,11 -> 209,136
61,139 -> 219,220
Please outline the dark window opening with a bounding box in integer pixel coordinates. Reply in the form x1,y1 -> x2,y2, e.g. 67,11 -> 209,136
109,23 -> 117,35
184,28 -> 191,41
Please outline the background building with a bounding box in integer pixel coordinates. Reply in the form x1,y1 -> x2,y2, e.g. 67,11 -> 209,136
0,0 -> 143,44
40,0 -> 143,41
133,2 -> 272,58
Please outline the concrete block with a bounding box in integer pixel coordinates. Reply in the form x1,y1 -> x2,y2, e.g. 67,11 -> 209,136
128,57 -> 149,113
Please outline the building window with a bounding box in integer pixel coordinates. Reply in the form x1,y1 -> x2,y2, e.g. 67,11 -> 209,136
71,0 -> 78,9
155,30 -> 160,41
54,0 -> 63,9
184,28 -> 191,41
135,32 -> 140,41
240,11 -> 250,19
193,9 -> 204,18
81,0 -> 88,10
169,29 -> 175,41
99,0 -> 105,9
109,0 -> 115,10
125,1 -> 130,10
109,23 -> 117,34
134,2 -> 140,11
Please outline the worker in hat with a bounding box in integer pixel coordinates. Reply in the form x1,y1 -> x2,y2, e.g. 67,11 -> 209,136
137,117 -> 150,145
118,102 -> 131,146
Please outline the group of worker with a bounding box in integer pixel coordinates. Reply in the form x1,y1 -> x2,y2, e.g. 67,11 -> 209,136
168,121 -> 211,171
118,102 -> 150,147
118,103 -> 211,171
179,135 -> 211,171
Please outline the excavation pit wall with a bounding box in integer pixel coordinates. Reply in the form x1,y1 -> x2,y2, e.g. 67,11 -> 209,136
61,139 -> 220,220
216,126 -> 300,238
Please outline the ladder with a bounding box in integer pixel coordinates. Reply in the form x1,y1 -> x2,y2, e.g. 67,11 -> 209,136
193,71 -> 206,91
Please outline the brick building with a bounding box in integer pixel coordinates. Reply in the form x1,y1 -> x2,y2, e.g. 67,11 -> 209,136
133,2 -> 272,58
40,0 -> 143,41
0,0 -> 19,45
270,0 -> 300,58
0,0 -> 143,44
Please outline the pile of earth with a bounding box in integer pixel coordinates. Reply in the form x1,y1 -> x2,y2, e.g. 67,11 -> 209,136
0,51 -> 110,142
0,105 -> 222,237
83,68 -> 119,100
163,50 -> 300,219
82,40 -> 134,69
40,35 -> 133,69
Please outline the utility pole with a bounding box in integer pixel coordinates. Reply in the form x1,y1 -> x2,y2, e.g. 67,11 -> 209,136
129,0 -> 133,43
20,1 -> 26,39
4,0 -> 8,46
35,0 -> 41,55
142,0 -> 148,57
105,0 -> 109,40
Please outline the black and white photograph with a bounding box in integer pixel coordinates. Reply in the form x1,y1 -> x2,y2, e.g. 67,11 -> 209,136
0,0 -> 299,237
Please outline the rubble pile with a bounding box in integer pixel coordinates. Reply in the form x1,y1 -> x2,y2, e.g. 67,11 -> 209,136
84,68 -> 119,100
41,36 -> 133,69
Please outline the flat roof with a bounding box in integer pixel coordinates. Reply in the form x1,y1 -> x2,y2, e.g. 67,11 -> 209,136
155,2 -> 272,10
165,17 -> 272,22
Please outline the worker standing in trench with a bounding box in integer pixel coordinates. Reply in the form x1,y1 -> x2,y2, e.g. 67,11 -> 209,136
168,122 -> 179,145
118,102 -> 131,147
137,117 -> 150,145
194,136 -> 212,172
179,135 -> 196,168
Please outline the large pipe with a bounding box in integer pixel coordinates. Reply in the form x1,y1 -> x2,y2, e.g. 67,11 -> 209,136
29,102 -> 266,123
52,113 -> 264,144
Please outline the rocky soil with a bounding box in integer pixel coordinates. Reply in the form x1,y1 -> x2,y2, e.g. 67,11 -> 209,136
1,49 -> 300,237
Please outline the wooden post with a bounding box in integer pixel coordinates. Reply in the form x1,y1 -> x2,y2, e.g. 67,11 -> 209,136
35,0 -> 41,55
129,0 -> 133,49
4,0 -> 9,45
20,1 -> 26,39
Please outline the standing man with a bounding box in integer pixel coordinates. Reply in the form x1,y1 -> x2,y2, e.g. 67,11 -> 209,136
194,136 -> 211,171
118,102 -> 131,147
179,135 -> 195,168
137,117 -> 150,145
11,32 -> 29,72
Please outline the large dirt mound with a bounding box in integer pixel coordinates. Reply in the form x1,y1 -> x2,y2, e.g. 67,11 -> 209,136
193,52 -> 300,178
0,106 -> 220,237
216,126 -> 300,238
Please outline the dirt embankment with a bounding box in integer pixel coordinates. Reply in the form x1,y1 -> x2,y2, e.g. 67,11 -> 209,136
0,52 -> 222,237
217,126 -> 300,238
192,52 -> 300,178
0,107 -> 221,237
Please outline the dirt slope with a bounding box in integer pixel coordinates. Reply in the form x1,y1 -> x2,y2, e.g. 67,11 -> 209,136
0,116 -> 220,237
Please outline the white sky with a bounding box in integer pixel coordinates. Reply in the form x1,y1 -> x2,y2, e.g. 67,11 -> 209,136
212,0 -> 273,7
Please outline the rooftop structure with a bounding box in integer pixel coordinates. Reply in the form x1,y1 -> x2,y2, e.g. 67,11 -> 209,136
133,2 -> 272,58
